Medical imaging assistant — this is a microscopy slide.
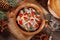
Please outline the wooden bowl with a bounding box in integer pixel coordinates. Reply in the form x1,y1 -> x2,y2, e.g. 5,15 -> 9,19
48,0 -> 60,19
7,1 -> 45,40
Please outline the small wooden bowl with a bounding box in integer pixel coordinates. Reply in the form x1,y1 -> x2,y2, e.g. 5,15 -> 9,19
7,2 -> 45,40
48,0 -> 60,19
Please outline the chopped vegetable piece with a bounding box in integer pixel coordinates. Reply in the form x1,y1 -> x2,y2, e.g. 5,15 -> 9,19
19,20 -> 23,25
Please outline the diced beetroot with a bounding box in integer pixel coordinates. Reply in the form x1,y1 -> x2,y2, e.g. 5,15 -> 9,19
36,15 -> 40,19
31,11 -> 34,16
19,20 -> 23,25
24,17 -> 28,21
18,13 -> 23,17
31,18 -> 34,21
28,22 -> 31,26
24,12 -> 28,15
35,23 -> 39,28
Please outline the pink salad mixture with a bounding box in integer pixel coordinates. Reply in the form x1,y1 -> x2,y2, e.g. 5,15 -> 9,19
17,8 -> 41,31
